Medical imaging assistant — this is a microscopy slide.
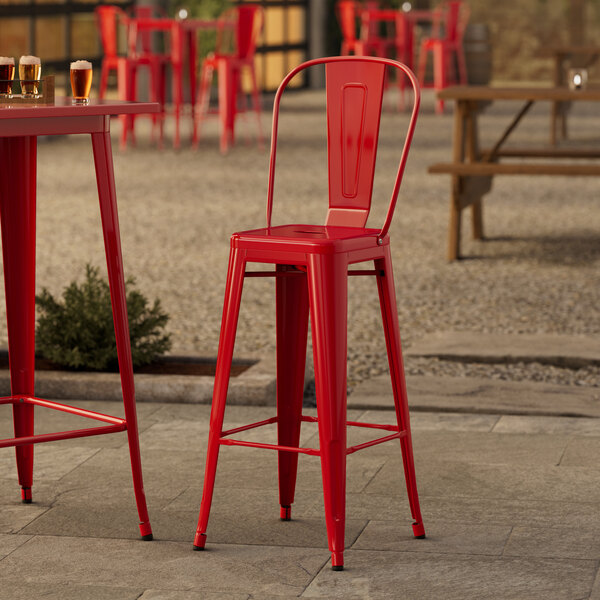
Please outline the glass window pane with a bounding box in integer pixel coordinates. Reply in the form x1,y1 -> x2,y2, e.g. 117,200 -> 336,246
36,16 -> 66,61
287,7 -> 305,45
265,7 -> 284,46
0,18 -> 30,58
71,14 -> 98,58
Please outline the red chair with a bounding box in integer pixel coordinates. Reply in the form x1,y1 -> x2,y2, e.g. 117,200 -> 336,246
95,5 -> 129,100
193,56 -> 426,571
336,0 -> 360,55
417,0 -> 469,113
193,4 -> 264,153
359,4 -> 396,59
121,9 -> 176,149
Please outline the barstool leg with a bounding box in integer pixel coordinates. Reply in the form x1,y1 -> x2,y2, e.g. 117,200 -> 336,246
0,137 -> 36,503
92,130 -> 153,540
194,247 -> 247,549
375,250 -> 425,539
248,65 -> 263,148
192,62 -> 214,148
307,254 -> 348,571
276,265 -> 309,521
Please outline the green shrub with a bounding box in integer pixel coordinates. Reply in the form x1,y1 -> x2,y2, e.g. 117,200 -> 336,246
36,264 -> 172,371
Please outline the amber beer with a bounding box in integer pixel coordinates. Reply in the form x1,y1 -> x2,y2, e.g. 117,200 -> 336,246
19,56 -> 41,97
70,60 -> 92,104
0,57 -> 15,97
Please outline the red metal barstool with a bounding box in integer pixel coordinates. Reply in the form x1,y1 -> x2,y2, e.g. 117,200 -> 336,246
192,4 -> 264,153
417,0 -> 469,113
95,5 -> 129,100
193,56 -> 426,571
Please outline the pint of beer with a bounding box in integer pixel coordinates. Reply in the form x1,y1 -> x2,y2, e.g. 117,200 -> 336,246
19,55 -> 41,97
0,57 -> 15,97
70,60 -> 92,104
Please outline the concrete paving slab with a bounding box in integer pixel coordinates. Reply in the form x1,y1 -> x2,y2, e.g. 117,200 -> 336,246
590,570 -> 600,600
504,525 -> 600,560
0,444 -> 100,480
20,502 -> 366,551
0,532 -> 32,557
0,503 -> 49,534
353,520 -> 511,556
0,479 -> 55,506
347,427 -> 569,464
350,374 -> 600,416
406,332 -> 600,368
0,581 -> 144,600
494,414 -> 600,436
560,437 -> 600,467
0,536 -> 330,596
213,448 -> 387,495
413,431 -> 569,466
52,447 -> 205,509
412,495 -> 600,530
140,592 -> 249,600
367,458 -> 600,504
302,550 -> 596,600
164,487 -> 322,520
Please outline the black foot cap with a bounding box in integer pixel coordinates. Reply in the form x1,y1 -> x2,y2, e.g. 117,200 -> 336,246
332,565 -> 344,571
193,545 -> 205,551
415,534 -> 426,539
21,498 -> 32,504
141,534 -> 153,541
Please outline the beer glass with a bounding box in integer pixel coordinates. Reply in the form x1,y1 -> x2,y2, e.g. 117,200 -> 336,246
0,57 -> 15,97
70,60 -> 92,104
19,55 -> 41,97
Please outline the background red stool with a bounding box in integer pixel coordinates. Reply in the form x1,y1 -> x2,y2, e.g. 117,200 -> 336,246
193,56 -> 426,571
95,5 -> 129,100
192,4 -> 264,153
417,0 -> 469,113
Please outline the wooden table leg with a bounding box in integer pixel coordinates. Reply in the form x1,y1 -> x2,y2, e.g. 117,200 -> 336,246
447,186 -> 462,261
0,136 -> 36,503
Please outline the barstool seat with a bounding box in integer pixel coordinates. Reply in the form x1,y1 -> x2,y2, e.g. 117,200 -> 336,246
193,56 -> 426,571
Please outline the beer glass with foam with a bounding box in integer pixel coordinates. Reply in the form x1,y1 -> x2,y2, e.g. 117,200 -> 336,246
0,57 -> 15,97
19,55 -> 41,97
70,60 -> 92,104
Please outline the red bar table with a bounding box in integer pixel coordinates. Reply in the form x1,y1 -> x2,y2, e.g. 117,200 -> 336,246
0,98 -> 158,540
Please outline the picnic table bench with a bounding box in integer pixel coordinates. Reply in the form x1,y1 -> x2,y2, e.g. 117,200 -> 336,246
427,85 -> 600,260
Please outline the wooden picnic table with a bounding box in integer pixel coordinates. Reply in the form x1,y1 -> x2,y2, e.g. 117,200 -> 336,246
427,85 -> 600,260
541,45 -> 600,145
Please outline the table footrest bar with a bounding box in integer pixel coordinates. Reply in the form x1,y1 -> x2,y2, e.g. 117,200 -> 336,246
220,438 -> 320,456
0,423 -> 127,449
346,431 -> 406,455
0,395 -> 126,426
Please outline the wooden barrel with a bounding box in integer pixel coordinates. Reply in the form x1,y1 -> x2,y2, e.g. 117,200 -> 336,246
464,23 -> 492,84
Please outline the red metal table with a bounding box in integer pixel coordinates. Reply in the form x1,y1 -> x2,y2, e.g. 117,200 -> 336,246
0,98 -> 159,539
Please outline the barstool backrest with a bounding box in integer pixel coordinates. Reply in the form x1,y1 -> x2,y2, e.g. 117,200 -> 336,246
266,56 -> 421,242
95,5 -> 128,59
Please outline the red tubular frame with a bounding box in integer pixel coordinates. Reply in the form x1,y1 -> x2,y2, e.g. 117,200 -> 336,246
219,414 -> 405,456
0,395 -> 127,448
194,56 -> 425,570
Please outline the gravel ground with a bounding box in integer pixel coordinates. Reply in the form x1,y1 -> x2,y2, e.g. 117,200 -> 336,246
19,88 -> 600,389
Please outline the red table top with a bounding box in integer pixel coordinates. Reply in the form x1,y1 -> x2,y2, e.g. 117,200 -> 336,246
0,98 -> 160,120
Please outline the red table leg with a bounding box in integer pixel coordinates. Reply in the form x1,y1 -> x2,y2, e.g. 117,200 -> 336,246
91,128 -> 153,540
188,30 -> 197,123
0,136 -> 36,503
218,58 -> 238,154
